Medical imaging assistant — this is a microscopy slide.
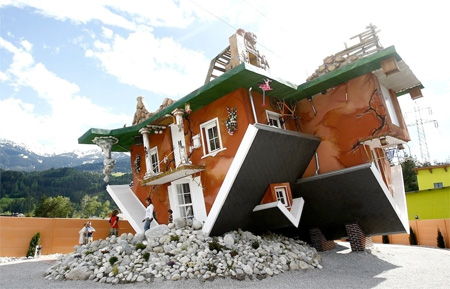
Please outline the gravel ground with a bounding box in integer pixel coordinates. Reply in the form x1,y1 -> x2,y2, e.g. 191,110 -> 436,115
1,242 -> 449,289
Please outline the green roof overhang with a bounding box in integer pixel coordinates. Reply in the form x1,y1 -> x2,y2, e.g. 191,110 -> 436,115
297,46 -> 411,98
79,46 -> 424,152
78,63 -> 301,152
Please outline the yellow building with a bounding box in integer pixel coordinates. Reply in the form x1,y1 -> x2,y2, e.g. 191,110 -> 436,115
406,165 -> 450,220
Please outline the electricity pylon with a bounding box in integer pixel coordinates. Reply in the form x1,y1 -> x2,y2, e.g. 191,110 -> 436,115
406,102 -> 438,163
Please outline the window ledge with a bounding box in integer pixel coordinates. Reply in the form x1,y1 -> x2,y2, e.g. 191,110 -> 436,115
201,147 -> 227,159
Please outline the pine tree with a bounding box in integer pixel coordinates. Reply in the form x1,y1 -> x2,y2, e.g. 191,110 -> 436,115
437,228 -> 445,248
409,227 -> 418,245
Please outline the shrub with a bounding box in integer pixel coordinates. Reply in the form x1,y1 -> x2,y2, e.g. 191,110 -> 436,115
135,243 -> 146,250
382,235 -> 390,244
230,250 -> 238,257
143,252 -> 150,262
208,240 -> 224,252
112,265 -> 119,276
26,232 -> 41,257
170,235 -> 180,242
207,263 -> 217,272
84,250 -> 95,255
437,228 -> 445,248
251,240 -> 260,249
109,256 -> 118,266
409,227 -> 418,245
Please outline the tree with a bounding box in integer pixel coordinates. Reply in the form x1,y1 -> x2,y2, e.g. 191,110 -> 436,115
401,159 -> 419,192
79,195 -> 110,218
409,227 -> 418,245
437,228 -> 445,248
34,195 -> 73,218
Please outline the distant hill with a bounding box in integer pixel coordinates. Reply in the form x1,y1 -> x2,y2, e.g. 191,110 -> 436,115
0,139 -> 131,173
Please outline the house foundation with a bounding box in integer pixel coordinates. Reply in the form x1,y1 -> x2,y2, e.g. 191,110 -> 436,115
309,227 -> 336,252
345,223 -> 373,252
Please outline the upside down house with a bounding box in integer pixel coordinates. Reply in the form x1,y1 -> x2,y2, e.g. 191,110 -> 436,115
79,25 -> 424,251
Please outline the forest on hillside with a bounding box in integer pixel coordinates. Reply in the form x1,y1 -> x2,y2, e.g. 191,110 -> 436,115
0,167 -> 132,217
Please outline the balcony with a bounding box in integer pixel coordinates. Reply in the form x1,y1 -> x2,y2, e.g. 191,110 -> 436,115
141,164 -> 205,186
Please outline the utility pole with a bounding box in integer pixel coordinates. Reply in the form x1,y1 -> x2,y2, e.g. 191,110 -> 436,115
406,102 -> 438,164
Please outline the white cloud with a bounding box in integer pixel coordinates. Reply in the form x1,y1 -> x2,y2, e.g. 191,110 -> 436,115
102,26 -> 113,39
20,39 -> 32,51
0,37 -> 129,152
86,29 -> 209,103
7,0 -> 197,31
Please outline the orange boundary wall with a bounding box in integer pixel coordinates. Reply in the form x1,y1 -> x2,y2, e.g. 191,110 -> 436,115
373,219 -> 450,248
0,217 -> 136,257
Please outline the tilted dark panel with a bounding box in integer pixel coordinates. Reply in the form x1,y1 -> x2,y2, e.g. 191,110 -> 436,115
293,163 -> 406,240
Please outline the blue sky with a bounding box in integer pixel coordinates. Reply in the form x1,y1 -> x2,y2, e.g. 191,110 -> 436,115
0,0 -> 449,163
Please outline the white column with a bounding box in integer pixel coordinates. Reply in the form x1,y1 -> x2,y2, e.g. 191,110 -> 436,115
171,108 -> 190,165
92,136 -> 118,183
139,127 -> 153,177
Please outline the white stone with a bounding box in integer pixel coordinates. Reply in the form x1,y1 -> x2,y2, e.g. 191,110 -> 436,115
179,256 -> 190,264
171,273 -> 181,281
224,233 -> 235,247
64,266 -> 91,280
299,261 -> 309,270
145,225 -> 170,241
192,220 -> 203,230
289,261 -> 299,271
173,218 -> 186,228
242,264 -> 253,275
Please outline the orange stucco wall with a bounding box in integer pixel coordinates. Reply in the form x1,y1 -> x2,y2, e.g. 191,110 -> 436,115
372,219 -> 450,248
298,74 -> 409,185
0,217 -> 135,257
129,88 -> 298,223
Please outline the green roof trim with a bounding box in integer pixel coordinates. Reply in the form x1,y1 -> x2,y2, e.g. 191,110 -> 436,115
78,63 -> 300,152
79,46 -> 418,153
297,46 -> 401,98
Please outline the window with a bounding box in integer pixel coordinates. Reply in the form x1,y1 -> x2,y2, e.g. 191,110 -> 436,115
168,176 -> 207,223
380,85 -> 400,126
266,111 -> 284,129
200,118 -> 224,156
274,186 -> 291,208
176,182 -> 194,220
434,182 -> 443,188
149,147 -> 160,173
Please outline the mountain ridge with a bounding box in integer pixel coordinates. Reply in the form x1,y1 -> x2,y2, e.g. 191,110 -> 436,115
0,139 -> 130,172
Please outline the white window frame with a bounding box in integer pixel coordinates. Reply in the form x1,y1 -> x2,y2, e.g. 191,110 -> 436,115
274,186 -> 291,209
200,117 -> 225,158
266,110 -> 285,129
167,176 -> 207,223
176,182 -> 194,220
149,146 -> 160,174
380,84 -> 400,127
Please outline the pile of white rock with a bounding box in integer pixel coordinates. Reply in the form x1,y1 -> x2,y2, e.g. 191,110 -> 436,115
45,219 -> 321,284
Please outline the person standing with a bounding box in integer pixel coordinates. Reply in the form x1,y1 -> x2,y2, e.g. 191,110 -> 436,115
143,198 -> 154,232
109,210 -> 119,237
86,221 -> 95,243
168,209 -> 173,224
79,222 -> 88,245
